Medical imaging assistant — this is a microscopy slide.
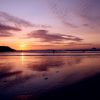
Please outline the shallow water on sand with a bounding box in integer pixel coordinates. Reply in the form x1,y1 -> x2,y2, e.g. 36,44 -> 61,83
0,52 -> 100,99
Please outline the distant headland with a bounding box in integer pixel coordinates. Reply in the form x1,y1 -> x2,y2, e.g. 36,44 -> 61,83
0,46 -> 15,52
19,48 -> 100,53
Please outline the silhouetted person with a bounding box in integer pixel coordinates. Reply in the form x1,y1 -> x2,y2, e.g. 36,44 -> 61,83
92,47 -> 97,51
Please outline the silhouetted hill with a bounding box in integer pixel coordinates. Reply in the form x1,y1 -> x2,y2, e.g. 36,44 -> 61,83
0,46 -> 15,52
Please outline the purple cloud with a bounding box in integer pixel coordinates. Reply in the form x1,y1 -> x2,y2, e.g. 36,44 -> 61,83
0,23 -> 21,31
49,0 -> 100,28
76,0 -> 100,27
0,11 -> 51,28
27,30 -> 83,43
0,11 -> 33,27
0,23 -> 21,37
49,1 -> 78,28
0,31 -> 12,37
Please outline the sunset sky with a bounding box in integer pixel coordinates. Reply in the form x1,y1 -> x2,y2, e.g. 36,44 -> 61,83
0,0 -> 100,50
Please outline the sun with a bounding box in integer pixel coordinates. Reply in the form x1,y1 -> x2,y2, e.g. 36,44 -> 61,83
20,44 -> 27,50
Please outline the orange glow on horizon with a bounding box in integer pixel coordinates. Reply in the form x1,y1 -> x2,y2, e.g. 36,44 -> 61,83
2,42 -> 100,50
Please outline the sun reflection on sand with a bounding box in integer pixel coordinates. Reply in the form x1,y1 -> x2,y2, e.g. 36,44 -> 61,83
21,52 -> 25,65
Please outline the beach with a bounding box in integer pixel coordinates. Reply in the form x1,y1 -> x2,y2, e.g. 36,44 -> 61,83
0,52 -> 100,100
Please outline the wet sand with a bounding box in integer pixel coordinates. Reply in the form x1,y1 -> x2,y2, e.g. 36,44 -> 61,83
37,73 -> 100,100
1,73 -> 99,100
0,53 -> 100,100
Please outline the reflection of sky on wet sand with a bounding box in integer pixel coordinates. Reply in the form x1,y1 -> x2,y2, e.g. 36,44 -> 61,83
0,53 -> 100,98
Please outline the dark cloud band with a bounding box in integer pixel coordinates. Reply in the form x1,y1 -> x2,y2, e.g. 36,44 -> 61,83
27,30 -> 83,43
0,23 -> 21,37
